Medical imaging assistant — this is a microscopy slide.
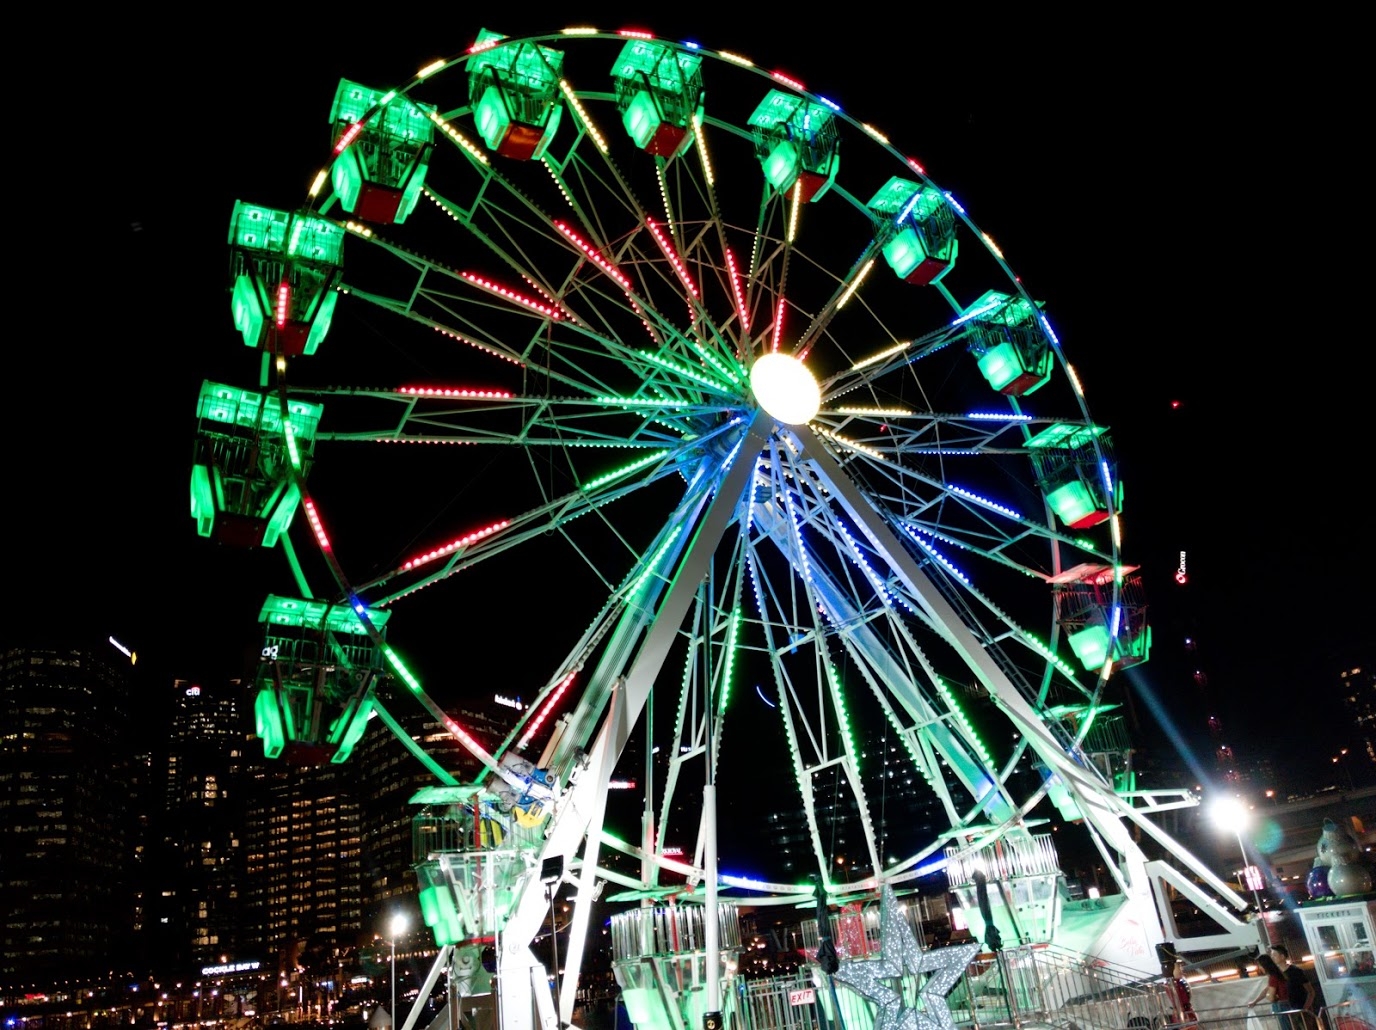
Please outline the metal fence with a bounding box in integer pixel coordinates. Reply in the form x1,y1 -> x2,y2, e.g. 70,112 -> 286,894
736,974 -> 823,1030
948,945 -> 1178,1030
725,953 -> 1364,1030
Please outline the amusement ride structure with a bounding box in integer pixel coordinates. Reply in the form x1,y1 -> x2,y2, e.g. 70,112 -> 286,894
194,27 -> 1264,1030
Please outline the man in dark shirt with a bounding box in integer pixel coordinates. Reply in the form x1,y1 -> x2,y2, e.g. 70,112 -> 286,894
1271,945 -> 1316,1030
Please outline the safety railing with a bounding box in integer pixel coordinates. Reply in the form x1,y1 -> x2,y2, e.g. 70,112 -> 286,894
1184,1003 -> 1319,1030
947,945 -> 1178,1030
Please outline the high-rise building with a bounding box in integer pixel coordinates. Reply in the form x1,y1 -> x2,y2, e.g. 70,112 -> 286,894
1337,648 -> 1376,773
0,643 -> 138,987
241,754 -> 363,968
162,678 -> 248,968
757,729 -> 953,880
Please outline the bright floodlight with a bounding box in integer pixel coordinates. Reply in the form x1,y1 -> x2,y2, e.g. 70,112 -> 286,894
751,352 -> 821,425
389,912 -> 409,937
1211,797 -> 1250,834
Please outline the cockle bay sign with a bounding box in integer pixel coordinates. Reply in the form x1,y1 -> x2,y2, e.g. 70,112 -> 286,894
201,961 -> 261,976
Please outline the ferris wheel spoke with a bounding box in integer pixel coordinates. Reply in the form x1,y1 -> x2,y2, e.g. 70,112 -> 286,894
771,439 -> 1095,713
361,429 -> 745,606
304,388 -> 719,447
762,433 -> 1099,727
655,531 -> 751,868
807,437 -> 1110,575
742,456 -> 900,879
752,460 -> 1018,826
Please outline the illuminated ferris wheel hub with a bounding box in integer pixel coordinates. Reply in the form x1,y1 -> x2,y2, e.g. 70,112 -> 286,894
749,352 -> 820,425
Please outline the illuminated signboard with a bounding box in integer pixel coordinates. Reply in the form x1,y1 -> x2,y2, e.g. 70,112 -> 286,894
109,636 -> 138,665
1175,551 -> 1188,585
201,961 -> 261,976
494,694 -> 524,710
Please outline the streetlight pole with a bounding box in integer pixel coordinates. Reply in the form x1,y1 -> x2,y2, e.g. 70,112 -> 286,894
389,912 -> 409,1030
1212,797 -> 1270,946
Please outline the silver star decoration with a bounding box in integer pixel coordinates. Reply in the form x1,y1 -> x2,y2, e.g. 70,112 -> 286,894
833,885 -> 980,1030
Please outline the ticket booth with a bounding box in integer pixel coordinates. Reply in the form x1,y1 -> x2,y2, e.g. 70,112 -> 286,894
1297,897 -> 1376,1027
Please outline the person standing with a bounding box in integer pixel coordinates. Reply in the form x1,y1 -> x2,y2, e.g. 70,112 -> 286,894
1250,953 -> 1290,1029
1271,945 -> 1317,1030
1166,958 -> 1198,1028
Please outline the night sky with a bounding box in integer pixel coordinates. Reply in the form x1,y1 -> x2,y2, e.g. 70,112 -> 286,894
11,15 -> 1366,799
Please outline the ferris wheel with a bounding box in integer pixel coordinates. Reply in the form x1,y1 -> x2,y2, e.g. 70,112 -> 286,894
196,25 -> 1255,1030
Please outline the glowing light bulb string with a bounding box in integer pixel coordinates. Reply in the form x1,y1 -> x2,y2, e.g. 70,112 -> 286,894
795,241 -> 882,359
269,378 -> 515,787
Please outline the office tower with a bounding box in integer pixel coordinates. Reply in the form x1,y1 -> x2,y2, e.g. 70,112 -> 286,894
163,678 -> 248,967
0,643 -> 137,986
240,755 -> 363,964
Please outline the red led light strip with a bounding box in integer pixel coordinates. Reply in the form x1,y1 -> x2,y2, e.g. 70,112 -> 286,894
772,297 -> 786,352
303,499 -> 332,551
618,28 -> 654,38
771,70 -> 806,92
398,387 -> 512,399
517,670 -> 577,751
907,157 -> 926,175
402,519 -> 510,571
519,274 -> 581,326
468,38 -> 500,54
460,273 -> 563,320
334,121 -> 365,155
554,219 -> 658,340
275,282 -> 290,327
725,246 -> 750,335
553,221 -> 631,290
644,217 -> 700,299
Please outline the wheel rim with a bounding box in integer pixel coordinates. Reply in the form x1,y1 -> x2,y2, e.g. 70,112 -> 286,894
205,27 -> 1145,900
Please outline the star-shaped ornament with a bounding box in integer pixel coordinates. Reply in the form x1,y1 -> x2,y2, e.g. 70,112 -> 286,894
833,885 -> 980,1030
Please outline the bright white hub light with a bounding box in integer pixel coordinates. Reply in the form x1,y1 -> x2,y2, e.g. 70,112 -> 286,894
750,352 -> 820,424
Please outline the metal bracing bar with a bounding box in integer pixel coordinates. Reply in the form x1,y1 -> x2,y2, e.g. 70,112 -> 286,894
498,412 -> 771,1030
1145,859 -> 1257,949
557,688 -> 626,1024
793,425 -> 1162,913
609,411 -> 772,767
546,469 -> 720,773
797,548 -> 1003,820
401,945 -> 453,1030
1114,795 -> 1248,911
804,420 -> 1250,935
